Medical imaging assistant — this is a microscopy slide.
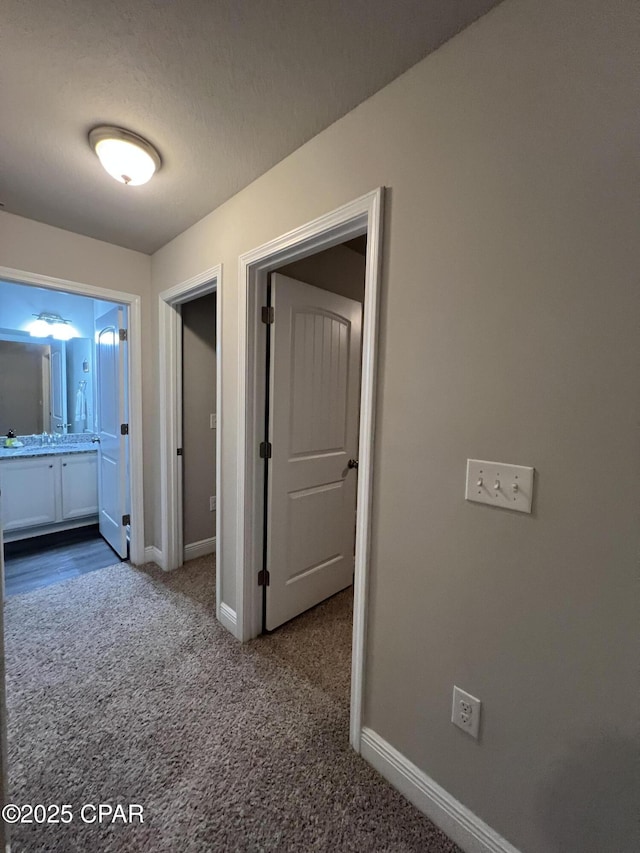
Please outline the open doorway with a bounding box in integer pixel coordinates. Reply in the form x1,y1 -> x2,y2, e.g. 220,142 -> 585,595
236,189 -> 384,751
262,240 -> 366,631
0,279 -> 140,595
158,265 -> 221,605
0,265 -> 145,578
180,292 -> 217,561
240,239 -> 368,728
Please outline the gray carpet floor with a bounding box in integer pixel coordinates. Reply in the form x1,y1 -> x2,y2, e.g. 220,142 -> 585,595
5,556 -> 461,852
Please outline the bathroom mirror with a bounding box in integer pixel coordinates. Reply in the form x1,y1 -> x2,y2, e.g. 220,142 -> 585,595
0,330 -> 94,436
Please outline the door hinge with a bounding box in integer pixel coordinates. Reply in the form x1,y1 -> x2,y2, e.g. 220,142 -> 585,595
177,448 -> 183,456
122,514 -> 131,526
259,441 -> 272,459
120,423 -> 129,435
258,569 -> 270,586
261,305 -> 274,324
119,328 -> 128,341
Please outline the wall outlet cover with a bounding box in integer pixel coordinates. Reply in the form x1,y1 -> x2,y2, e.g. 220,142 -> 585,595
451,685 -> 481,739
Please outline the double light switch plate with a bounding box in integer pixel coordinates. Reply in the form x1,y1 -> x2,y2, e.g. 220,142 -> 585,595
465,459 -> 534,514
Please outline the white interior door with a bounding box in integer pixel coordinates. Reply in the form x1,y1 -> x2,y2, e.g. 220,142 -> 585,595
49,340 -> 67,433
265,273 -> 362,631
96,306 -> 128,559
176,304 -> 184,566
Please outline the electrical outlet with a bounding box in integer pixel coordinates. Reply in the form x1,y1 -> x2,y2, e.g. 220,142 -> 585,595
451,686 -> 481,739
209,496 -> 216,512
210,414 -> 217,429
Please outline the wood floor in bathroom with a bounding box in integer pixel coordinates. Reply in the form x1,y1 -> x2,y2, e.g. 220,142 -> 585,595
3,526 -> 124,596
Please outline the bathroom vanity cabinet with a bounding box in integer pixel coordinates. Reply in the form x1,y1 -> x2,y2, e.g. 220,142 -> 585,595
0,451 -> 98,540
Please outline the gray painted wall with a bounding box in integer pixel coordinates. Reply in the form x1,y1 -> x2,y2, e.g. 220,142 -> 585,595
279,244 -> 366,303
151,1 -> 640,850
181,293 -> 216,547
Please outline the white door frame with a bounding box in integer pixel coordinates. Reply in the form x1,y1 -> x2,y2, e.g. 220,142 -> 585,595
158,266 -> 224,616
0,265 -> 145,565
0,497 -> 7,853
237,188 -> 384,751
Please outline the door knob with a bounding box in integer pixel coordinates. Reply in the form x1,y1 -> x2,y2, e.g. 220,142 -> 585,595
348,459 -> 359,470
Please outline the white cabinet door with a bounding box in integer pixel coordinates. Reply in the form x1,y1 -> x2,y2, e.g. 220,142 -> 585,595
0,458 -> 59,531
61,454 -> 98,520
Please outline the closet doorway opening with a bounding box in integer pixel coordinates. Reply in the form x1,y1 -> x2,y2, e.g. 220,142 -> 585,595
236,189 -> 384,751
158,267 -> 222,612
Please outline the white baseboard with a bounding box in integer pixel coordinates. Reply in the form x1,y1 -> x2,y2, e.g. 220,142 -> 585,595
218,601 -> 237,635
184,536 -> 216,561
360,728 -> 520,853
144,545 -> 164,568
145,540 -> 216,570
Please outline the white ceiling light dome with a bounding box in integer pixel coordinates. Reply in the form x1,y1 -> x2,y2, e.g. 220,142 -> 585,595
89,126 -> 161,186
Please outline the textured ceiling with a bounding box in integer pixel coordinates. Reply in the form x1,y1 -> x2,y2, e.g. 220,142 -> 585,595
0,0 -> 502,254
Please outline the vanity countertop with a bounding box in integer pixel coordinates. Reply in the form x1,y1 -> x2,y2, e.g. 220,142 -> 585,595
0,443 -> 98,460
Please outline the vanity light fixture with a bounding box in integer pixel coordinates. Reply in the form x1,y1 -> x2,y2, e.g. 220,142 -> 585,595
28,312 -> 78,341
89,126 -> 161,186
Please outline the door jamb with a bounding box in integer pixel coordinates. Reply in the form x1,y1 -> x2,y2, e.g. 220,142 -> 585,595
237,188 -> 384,751
0,497 -> 7,853
158,266 -> 224,621
0,265 -> 145,565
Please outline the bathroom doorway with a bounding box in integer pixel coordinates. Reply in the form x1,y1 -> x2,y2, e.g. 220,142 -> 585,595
0,270 -> 145,595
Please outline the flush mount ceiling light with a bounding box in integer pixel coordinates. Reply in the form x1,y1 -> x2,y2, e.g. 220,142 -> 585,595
28,312 -> 78,341
89,126 -> 161,186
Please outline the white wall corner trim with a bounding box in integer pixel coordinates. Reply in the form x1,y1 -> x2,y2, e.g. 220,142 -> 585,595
184,537 -> 216,561
218,602 -> 237,634
360,728 -> 521,853
144,545 -> 165,568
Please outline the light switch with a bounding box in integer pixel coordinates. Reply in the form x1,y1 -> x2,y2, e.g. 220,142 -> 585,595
465,459 -> 534,514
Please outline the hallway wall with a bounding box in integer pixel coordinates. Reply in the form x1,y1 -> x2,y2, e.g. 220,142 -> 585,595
149,1 -> 640,851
